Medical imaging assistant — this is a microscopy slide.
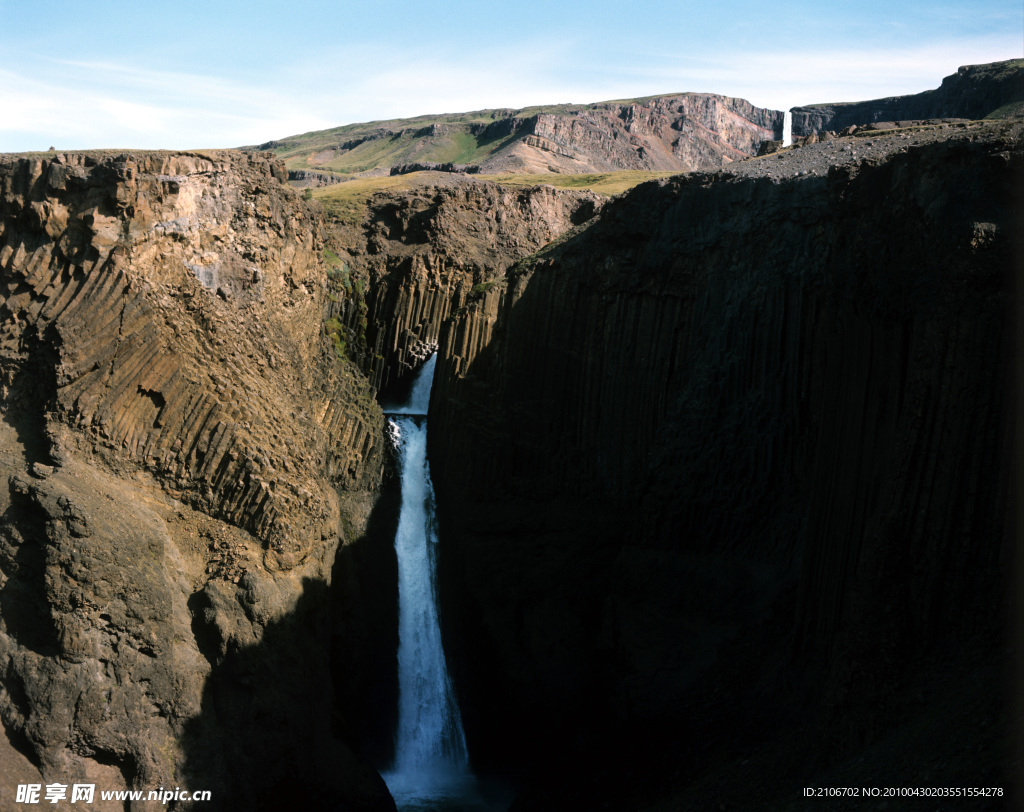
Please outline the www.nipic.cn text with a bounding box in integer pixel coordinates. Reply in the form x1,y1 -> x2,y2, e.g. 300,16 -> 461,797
16,783 -> 212,804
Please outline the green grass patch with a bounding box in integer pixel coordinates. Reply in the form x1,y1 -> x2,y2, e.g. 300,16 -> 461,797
325,316 -> 348,361
486,170 -> 679,196
312,173 -> 438,225
469,279 -> 501,297
984,100 -> 1024,119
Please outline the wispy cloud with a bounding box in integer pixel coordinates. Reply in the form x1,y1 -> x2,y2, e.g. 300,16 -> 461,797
0,61 -> 336,151
577,34 -> 1024,109
1,30 -> 1019,153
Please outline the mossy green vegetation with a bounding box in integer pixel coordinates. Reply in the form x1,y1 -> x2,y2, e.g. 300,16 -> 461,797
469,279 -> 501,298
325,316 -> 347,361
984,100 -> 1024,119
312,174 -> 434,225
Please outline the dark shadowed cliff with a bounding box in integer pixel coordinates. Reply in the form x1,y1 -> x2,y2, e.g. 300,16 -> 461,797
423,118 -> 1022,808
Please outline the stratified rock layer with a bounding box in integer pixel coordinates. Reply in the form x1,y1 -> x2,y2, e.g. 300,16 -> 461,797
0,151 -> 392,810
263,93 -> 783,177
428,119 -> 1021,803
478,95 -> 781,174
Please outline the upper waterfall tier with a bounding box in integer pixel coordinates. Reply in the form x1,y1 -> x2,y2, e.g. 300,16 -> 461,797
383,353 -> 438,416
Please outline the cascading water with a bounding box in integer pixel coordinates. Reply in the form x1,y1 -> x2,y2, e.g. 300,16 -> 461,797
382,354 -> 476,810
782,110 -> 793,147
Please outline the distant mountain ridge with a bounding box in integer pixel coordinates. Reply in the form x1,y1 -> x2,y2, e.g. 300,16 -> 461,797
254,59 -> 1024,180
792,58 -> 1024,136
257,93 -> 782,179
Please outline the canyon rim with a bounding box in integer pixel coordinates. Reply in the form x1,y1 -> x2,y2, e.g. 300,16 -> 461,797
0,59 -> 1022,811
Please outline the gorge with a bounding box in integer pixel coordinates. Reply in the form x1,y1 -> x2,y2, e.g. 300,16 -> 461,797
0,60 -> 1021,811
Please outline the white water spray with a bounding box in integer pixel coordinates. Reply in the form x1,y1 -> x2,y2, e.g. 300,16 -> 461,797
383,355 -> 473,809
782,110 -> 793,147
384,353 -> 437,416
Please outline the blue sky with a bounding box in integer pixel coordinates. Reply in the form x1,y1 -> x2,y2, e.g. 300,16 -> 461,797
0,0 -> 1020,152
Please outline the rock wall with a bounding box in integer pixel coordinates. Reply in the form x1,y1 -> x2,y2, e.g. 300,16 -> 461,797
389,163 -> 481,176
480,94 -> 781,174
341,180 -> 602,392
428,119 -> 1021,800
288,169 -> 347,188
792,58 -> 1024,137
0,151 -> 392,809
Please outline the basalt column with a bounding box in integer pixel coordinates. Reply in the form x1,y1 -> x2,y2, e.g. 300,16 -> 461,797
428,124 -> 1021,801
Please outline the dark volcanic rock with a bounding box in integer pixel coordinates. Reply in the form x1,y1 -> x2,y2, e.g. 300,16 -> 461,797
389,162 -> 481,176
427,118 -> 1022,804
289,168 -> 347,187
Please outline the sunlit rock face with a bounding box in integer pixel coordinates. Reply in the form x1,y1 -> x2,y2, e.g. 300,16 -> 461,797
0,150 -> 393,810
477,94 -> 782,174
345,180 -> 603,391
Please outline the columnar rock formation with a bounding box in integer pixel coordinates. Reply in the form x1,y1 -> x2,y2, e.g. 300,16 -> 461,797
0,151 -> 392,809
339,180 -> 602,390
426,119 -> 1021,803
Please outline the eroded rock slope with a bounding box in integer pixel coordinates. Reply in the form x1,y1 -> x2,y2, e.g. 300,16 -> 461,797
477,94 -> 780,174
0,151 -> 392,810
264,93 -> 782,179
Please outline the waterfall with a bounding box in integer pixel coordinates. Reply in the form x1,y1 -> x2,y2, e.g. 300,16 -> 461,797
384,353 -> 437,416
383,355 -> 473,809
783,110 -> 793,147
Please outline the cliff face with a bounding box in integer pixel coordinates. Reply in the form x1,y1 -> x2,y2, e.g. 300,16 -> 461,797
793,59 -> 1024,136
479,94 -> 781,174
0,151 -> 391,809
339,180 -> 602,391
428,119 -> 1021,800
2,96 -> 1019,812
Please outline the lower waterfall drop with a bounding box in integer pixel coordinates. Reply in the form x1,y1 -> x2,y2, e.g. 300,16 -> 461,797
382,354 -> 475,810
782,110 -> 793,147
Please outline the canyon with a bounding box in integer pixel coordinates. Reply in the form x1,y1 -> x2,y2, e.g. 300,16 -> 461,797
0,60 -> 1021,811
